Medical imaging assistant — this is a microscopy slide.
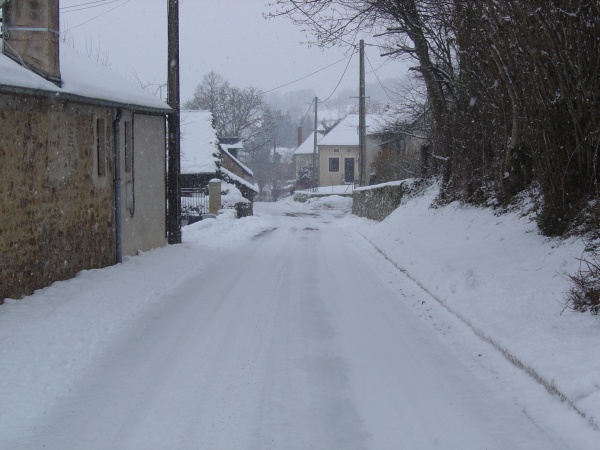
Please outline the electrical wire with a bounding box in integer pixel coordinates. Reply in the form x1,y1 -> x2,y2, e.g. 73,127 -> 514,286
319,47 -> 356,104
298,100 -> 314,128
62,0 -> 113,8
263,54 -> 353,94
61,0 -> 131,33
61,0 -> 122,13
365,51 -> 394,103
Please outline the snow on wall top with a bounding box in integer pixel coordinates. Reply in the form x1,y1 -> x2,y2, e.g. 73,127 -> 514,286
222,168 -> 259,193
318,114 -> 388,147
180,110 -> 220,175
0,45 -> 169,112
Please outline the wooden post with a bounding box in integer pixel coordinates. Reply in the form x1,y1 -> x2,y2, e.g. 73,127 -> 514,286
167,0 -> 181,244
359,40 -> 366,186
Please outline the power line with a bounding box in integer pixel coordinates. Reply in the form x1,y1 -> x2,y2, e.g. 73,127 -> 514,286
61,0 -> 121,13
263,54 -> 352,94
365,51 -> 394,103
61,0 -> 131,33
298,100 -> 314,128
320,47 -> 356,104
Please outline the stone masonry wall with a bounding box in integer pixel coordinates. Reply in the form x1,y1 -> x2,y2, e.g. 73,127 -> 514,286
0,94 -> 116,301
352,182 -> 408,221
221,154 -> 248,181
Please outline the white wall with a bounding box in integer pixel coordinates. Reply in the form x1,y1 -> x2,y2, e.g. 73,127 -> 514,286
121,113 -> 166,256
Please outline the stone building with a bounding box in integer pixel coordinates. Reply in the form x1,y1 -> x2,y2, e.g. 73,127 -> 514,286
0,0 -> 171,301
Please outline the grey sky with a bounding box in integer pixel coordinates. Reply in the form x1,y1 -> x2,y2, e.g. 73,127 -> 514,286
60,0 -> 407,104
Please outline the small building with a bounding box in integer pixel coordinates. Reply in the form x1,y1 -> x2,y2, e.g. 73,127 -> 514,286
372,110 -> 431,183
0,0 -> 171,301
180,110 -> 258,218
293,131 -> 322,189
317,114 -> 387,187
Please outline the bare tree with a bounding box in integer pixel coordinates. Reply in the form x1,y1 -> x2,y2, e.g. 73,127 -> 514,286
270,0 -> 600,235
268,0 -> 457,159
185,72 -> 264,138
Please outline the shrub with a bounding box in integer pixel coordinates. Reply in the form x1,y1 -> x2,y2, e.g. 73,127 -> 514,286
565,251 -> 600,315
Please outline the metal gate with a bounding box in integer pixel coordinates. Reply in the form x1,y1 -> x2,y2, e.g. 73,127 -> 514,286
181,188 -> 208,225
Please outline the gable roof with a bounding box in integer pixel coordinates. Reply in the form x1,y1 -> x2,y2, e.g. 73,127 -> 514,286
222,148 -> 254,177
0,45 -> 170,114
294,131 -> 324,155
318,114 -> 388,146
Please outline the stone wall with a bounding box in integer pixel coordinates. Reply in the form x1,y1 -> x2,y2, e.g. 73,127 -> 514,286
0,94 -> 116,301
221,154 -> 244,180
352,182 -> 408,221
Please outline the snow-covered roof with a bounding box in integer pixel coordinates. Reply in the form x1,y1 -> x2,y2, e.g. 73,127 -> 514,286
222,148 -> 254,177
219,137 -> 244,153
222,168 -> 259,193
180,110 -> 220,175
318,114 -> 388,147
0,45 -> 170,113
181,110 -> 256,182
294,131 -> 323,155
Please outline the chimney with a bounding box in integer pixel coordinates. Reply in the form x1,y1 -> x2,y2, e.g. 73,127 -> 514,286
297,126 -> 303,147
3,0 -> 61,84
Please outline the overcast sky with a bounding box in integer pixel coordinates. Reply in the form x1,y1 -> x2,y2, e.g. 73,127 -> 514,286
59,0 -> 408,105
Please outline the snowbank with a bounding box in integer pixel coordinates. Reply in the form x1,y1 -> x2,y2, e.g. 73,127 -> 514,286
306,195 -> 353,210
348,183 -> 600,425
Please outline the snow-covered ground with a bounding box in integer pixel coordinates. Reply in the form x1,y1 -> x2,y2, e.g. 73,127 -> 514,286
295,185 -> 355,196
1,187 -> 599,448
351,184 -> 600,426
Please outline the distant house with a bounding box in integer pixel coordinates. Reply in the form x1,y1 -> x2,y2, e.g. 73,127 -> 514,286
293,131 -> 322,189
373,110 -> 431,183
317,114 -> 387,187
180,110 -> 258,216
0,0 -> 171,301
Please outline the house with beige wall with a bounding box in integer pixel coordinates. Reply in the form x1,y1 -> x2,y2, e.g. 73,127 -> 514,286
0,0 -> 170,301
317,114 -> 387,187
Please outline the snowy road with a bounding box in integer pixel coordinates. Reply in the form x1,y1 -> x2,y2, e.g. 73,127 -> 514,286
8,204 -> 570,449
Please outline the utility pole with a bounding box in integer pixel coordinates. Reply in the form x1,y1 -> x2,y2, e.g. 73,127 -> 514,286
273,132 -> 278,199
312,97 -> 318,191
167,0 -> 181,244
358,39 -> 366,186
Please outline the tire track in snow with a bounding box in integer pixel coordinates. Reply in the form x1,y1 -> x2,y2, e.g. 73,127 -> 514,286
358,232 -> 599,432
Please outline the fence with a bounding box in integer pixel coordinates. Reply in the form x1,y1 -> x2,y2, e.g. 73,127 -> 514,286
181,188 -> 207,224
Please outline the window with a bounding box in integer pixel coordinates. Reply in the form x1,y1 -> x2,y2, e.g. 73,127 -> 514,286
334,148 -> 340,153
96,118 -> 106,177
329,157 -> 340,172
124,121 -> 133,173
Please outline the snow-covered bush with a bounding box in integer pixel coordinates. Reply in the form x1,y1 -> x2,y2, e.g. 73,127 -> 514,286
221,182 -> 252,218
566,248 -> 600,315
